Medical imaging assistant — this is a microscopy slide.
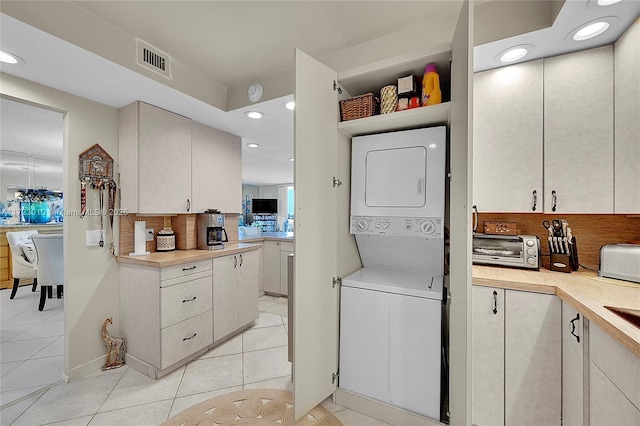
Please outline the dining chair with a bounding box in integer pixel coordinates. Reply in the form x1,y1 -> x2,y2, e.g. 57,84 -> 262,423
31,234 -> 63,311
5,230 -> 39,299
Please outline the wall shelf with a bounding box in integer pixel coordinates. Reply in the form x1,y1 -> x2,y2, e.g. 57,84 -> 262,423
338,102 -> 450,137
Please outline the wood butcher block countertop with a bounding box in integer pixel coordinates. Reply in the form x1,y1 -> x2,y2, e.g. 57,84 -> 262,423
116,243 -> 262,268
473,265 -> 640,357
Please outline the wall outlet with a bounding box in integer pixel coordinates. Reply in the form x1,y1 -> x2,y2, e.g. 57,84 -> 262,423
85,230 -> 102,247
146,228 -> 154,241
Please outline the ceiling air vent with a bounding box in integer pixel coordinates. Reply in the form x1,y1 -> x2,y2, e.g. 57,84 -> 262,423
136,39 -> 172,79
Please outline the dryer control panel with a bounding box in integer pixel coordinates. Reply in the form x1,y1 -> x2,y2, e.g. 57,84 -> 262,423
350,216 -> 443,239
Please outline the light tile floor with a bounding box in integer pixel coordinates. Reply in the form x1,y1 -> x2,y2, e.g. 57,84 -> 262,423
1,293 -> 389,425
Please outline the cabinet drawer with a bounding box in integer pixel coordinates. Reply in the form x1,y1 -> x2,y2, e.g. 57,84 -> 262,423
590,361 -> 640,425
0,257 -> 7,270
0,246 -> 8,257
161,276 -> 213,328
590,322 -> 640,408
280,242 -> 293,252
0,268 -> 8,281
161,259 -> 212,281
161,310 -> 212,369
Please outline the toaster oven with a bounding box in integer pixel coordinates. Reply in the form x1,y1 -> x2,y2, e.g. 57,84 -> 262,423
472,234 -> 541,270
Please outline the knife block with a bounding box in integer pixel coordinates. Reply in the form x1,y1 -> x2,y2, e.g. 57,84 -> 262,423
550,236 -> 578,273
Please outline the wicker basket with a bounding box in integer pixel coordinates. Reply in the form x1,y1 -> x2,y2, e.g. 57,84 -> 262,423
340,93 -> 377,121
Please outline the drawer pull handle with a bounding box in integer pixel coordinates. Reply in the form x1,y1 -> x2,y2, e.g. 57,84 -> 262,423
182,266 -> 197,271
240,254 -> 243,267
492,291 -> 498,315
182,296 -> 197,303
234,256 -> 237,268
570,313 -> 580,343
183,333 -> 197,341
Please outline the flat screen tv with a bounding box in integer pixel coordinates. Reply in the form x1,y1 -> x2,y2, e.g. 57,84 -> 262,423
252,198 -> 277,213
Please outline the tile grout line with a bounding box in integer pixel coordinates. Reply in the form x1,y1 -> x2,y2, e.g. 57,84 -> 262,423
166,363 -> 189,421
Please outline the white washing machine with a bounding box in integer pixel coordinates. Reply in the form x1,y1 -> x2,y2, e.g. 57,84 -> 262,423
340,126 -> 446,420
339,268 -> 443,419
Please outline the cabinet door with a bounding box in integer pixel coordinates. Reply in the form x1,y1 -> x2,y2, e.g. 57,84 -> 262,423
472,286 -> 504,426
562,301 -> 586,426
213,255 -> 239,341
191,121 -> 242,214
473,60 -> 543,212
279,250 -> 292,296
293,48 -> 339,420
263,241 -> 281,294
614,20 -> 640,213
238,250 -> 259,327
138,102 -> 192,214
505,290 -> 561,425
590,362 -> 640,426
544,46 -> 614,213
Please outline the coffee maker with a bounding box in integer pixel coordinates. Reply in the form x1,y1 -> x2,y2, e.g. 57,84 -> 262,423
197,211 -> 228,250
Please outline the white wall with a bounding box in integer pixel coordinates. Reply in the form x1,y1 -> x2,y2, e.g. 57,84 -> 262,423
1,73 -> 120,380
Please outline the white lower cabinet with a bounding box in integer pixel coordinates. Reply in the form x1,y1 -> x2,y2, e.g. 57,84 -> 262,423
119,260 -> 214,378
119,250 -> 260,379
590,321 -> 640,426
213,250 -> 259,342
472,286 -> 561,425
263,240 -> 292,296
562,301 -> 588,426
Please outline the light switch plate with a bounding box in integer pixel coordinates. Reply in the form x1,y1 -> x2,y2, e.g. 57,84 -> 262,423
146,229 -> 154,241
85,230 -> 102,247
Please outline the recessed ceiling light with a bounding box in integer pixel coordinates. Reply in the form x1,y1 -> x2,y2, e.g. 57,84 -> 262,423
245,111 -> 264,119
285,101 -> 295,110
597,0 -> 621,6
496,45 -> 532,64
247,143 -> 260,148
573,21 -> 610,41
0,50 -> 22,64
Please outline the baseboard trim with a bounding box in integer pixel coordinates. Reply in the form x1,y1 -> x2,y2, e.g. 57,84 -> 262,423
334,388 -> 444,426
68,354 -> 108,381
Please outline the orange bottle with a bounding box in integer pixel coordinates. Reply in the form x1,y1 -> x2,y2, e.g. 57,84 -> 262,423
421,63 -> 442,106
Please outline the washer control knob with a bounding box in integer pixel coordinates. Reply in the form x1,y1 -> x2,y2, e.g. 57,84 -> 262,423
375,222 -> 381,228
382,223 -> 389,229
405,222 -> 413,231
526,240 -> 535,247
355,219 -> 368,232
420,220 -> 436,234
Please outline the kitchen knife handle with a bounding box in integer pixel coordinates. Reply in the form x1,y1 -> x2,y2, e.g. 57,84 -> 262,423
551,190 -> 557,212
531,190 -> 537,212
570,313 -> 580,343
492,291 -> 498,315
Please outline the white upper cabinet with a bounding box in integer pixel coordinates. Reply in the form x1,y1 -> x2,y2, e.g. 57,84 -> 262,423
544,46 -> 614,213
191,121 -> 242,214
120,101 -> 192,214
473,60 -> 543,212
614,19 -> 640,213
119,102 -> 242,214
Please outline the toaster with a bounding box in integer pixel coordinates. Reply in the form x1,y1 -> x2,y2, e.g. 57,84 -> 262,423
598,244 -> 640,284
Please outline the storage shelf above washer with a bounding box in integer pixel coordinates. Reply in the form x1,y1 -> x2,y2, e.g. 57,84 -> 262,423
338,102 -> 450,137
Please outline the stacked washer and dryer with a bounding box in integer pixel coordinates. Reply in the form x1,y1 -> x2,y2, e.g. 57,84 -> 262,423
339,126 -> 446,421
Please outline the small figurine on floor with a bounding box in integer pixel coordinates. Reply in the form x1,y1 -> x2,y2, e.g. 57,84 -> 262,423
101,317 -> 126,370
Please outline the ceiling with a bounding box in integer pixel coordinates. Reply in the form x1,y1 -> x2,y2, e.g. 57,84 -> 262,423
0,1 -> 638,187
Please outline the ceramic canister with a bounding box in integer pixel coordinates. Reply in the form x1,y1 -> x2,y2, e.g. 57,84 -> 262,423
380,85 -> 398,114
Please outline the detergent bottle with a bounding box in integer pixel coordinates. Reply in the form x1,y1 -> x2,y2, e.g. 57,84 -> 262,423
421,63 -> 442,107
